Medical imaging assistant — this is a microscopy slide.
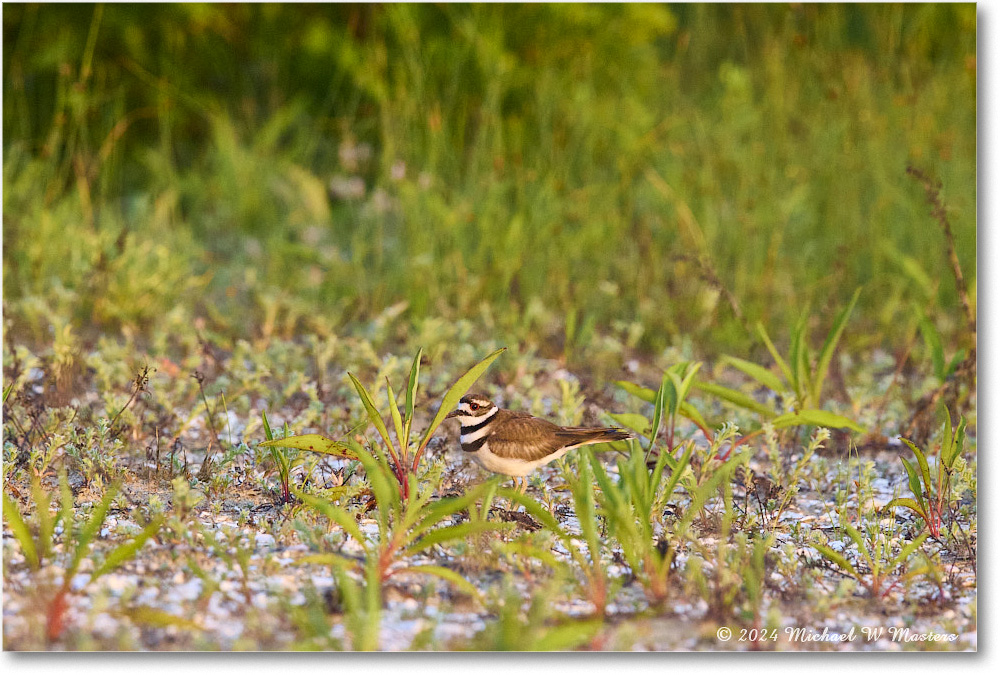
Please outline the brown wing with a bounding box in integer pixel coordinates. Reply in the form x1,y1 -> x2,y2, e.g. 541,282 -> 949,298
485,413 -> 571,462
488,413 -> 629,462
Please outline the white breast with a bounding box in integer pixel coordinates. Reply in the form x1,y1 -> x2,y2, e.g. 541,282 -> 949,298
468,442 -> 574,477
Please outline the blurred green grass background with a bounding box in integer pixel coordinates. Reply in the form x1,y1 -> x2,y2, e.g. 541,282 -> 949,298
2,3 -> 976,360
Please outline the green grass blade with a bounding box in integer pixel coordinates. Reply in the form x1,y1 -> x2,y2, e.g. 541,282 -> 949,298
676,361 -> 702,403
917,310 -> 946,381
889,532 -> 929,568
293,487 -> 367,548
406,480 -> 499,545
722,355 -> 785,393
812,287 -> 861,404
677,401 -> 710,433
756,321 -> 793,388
771,410 -> 865,433
899,458 -> 927,512
403,347 -> 422,443
31,479 -> 54,562
902,439 -> 933,497
496,488 -> 570,542
649,373 -> 669,450
883,497 -> 928,520
944,417 -> 967,469
606,412 -> 650,438
261,410 -> 274,440
386,378 -> 406,451
90,517 -> 163,581
790,314 -> 809,400
2,494 -> 39,570
693,380 -> 776,418
70,485 -> 117,575
811,542 -> 859,579
406,520 -> 513,555
532,620 -> 602,651
843,523 -> 874,570
661,440 -> 696,501
614,380 -> 657,403
348,373 -> 399,464
399,564 -> 482,602
260,434 -> 359,460
416,347 -> 506,458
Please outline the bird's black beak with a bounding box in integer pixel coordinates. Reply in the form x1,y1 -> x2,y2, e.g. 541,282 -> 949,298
445,410 -> 460,419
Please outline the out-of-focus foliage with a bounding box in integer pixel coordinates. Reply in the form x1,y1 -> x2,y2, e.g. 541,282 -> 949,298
3,3 -> 976,356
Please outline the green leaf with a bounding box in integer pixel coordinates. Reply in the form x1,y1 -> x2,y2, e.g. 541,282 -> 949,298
812,287 -> 860,404
843,523 -> 874,570
917,310 -> 946,381
2,494 -> 38,570
614,380 -> 656,403
406,480 -> 500,545
771,409 -> 865,433
899,458 -> 927,513
675,361 -> 702,404
120,606 -> 202,631
722,356 -> 785,393
889,532 -> 929,569
661,440 -> 696,503
293,488 -> 367,548
649,372 -> 669,450
496,488 -> 570,543
348,373 -> 399,464
90,517 -> 163,581
399,564 -> 482,601
406,520 -> 512,555
417,347 -> 506,457
261,410 -> 274,441
606,412 -> 650,438
70,485 -> 118,576
677,401 -> 710,432
693,380 -> 776,418
532,620 -> 602,651
356,442 -> 401,528
902,439 -> 932,496
944,417 -> 967,469
386,378 -> 406,451
811,543 -> 859,578
403,348 -> 422,442
260,434 -> 358,460
31,479 -> 55,562
790,313 -> 809,400
883,497 -> 927,520
757,322 -> 794,390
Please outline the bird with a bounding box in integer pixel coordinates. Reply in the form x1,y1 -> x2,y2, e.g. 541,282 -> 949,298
445,393 -> 631,493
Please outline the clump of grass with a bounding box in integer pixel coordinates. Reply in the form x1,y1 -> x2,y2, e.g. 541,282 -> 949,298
3,475 -> 163,643
885,413 -> 968,540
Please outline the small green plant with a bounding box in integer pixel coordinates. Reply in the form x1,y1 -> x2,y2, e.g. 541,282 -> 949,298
884,414 -> 968,539
613,361 -> 711,451
261,347 -> 506,500
499,459 -> 622,617
696,289 -> 865,434
811,522 -> 928,598
291,440 -> 511,649
261,411 -> 293,503
457,577 -> 603,651
2,476 -> 163,642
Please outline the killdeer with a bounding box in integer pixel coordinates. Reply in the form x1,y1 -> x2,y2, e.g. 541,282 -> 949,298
445,393 -> 631,493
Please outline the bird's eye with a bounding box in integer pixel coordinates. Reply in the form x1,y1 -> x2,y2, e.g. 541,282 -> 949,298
469,402 -> 480,411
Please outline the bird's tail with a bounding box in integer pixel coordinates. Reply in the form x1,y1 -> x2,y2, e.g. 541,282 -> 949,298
557,427 -> 632,447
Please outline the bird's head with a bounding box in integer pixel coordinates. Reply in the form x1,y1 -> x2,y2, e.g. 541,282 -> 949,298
445,393 -> 497,421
